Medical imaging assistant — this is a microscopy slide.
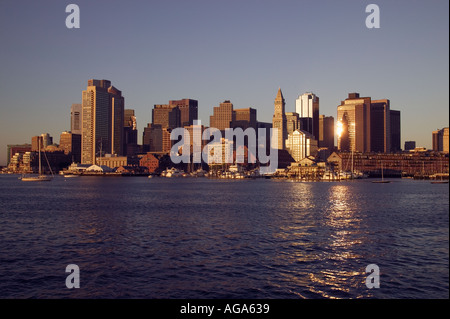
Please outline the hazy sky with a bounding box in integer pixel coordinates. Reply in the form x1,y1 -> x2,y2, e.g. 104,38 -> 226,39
0,0 -> 448,165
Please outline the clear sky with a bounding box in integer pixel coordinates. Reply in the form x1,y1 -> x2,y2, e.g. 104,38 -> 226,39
0,0 -> 448,165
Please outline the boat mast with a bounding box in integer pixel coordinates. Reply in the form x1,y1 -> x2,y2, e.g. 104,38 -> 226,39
39,136 -> 42,176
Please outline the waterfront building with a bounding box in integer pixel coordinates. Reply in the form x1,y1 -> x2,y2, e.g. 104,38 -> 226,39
96,155 -> 129,169
6,144 -> 32,166
285,129 -> 318,162
70,103 -> 82,135
139,153 -> 160,174
81,79 -> 125,164
272,88 -> 288,150
295,92 -> 319,139
327,151 -> 449,176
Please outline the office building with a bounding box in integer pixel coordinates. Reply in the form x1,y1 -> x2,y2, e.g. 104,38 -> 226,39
59,131 -> 81,163
390,110 -> 401,152
169,99 -> 198,127
433,127 -> 449,153
143,123 -> 172,153
210,100 -> 235,132
71,103 -> 82,135
337,93 -> 371,152
81,79 -> 125,164
123,109 -> 138,156
370,99 -> 391,153
272,88 -> 288,150
295,92 -> 319,139
318,115 -> 334,150
152,104 -> 180,129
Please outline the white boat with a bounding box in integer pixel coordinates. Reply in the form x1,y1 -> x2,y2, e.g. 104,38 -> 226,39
21,138 -> 53,182
64,174 -> 79,178
322,170 -> 338,181
165,168 -> 183,178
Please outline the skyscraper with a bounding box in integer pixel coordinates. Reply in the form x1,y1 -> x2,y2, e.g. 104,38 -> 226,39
123,109 -> 138,156
210,100 -> 235,132
272,88 -> 287,150
318,115 -> 334,150
370,99 -> 391,153
233,108 -> 257,130
60,131 -> 81,163
70,104 -> 82,135
390,110 -> 401,152
295,92 -> 319,140
337,93 -> 371,153
81,79 -> 124,164
169,99 -> 198,127
433,127 -> 449,153
152,104 -> 180,129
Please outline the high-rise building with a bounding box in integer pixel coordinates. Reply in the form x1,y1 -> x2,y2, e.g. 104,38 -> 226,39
142,123 -> 172,153
390,110 -> 401,152
285,129 -> 318,162
59,131 -> 81,163
70,103 -> 82,135
272,88 -> 287,150
81,79 -> 125,164
152,104 -> 180,129
432,127 -> 449,153
233,108 -> 257,130
319,115 -> 334,150
169,99 -> 198,127
210,100 -> 235,132
370,99 -> 391,153
337,93 -> 371,152
123,109 -> 138,156
295,92 -> 319,140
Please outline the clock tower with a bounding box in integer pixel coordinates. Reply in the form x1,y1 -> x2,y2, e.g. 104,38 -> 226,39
272,88 -> 287,150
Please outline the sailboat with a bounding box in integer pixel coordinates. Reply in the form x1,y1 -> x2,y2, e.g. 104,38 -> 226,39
21,139 -> 53,182
431,162 -> 448,184
372,161 -> 390,183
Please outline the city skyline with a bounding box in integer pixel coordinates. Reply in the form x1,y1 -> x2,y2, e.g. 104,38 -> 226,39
0,0 -> 449,165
